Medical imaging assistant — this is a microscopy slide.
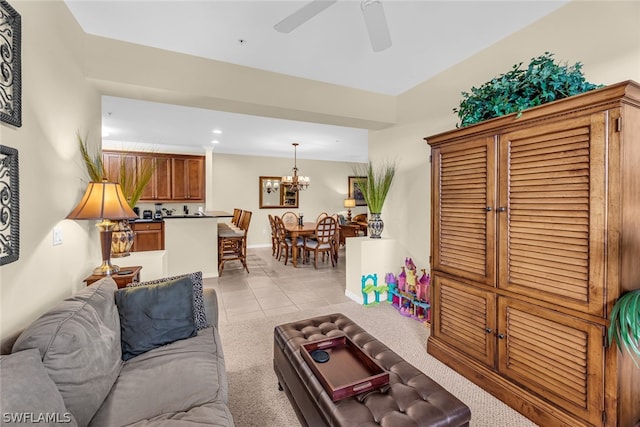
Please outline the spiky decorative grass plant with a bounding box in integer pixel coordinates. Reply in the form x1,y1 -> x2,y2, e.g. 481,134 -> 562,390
608,290 -> 640,367
118,158 -> 155,208
77,133 -> 104,181
77,132 -> 155,208
353,161 -> 396,214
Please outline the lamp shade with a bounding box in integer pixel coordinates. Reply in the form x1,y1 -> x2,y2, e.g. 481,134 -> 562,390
344,198 -> 356,209
66,181 -> 137,220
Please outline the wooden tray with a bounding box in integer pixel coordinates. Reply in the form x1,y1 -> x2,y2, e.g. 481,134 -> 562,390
300,335 -> 389,401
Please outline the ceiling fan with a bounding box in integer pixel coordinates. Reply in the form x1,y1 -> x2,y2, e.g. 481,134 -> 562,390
274,0 -> 392,52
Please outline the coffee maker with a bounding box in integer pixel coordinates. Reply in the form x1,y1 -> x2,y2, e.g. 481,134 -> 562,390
154,203 -> 163,220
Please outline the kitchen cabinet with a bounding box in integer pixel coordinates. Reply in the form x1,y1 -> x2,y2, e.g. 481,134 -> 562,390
103,151 -> 136,183
171,156 -> 204,201
102,151 -> 205,202
426,81 -> 640,427
138,155 -> 171,200
131,221 -> 164,252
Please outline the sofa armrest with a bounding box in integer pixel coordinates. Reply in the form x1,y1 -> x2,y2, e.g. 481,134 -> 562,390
203,287 -> 220,328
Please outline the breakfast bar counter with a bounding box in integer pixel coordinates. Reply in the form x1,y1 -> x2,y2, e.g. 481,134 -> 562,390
127,211 -> 233,280
164,211 -> 233,278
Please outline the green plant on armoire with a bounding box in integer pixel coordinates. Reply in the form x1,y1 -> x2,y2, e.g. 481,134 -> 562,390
453,52 -> 603,127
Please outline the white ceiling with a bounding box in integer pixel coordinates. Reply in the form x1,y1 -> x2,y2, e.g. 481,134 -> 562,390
65,0 -> 568,161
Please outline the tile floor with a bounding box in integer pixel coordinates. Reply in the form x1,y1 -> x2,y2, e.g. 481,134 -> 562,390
204,246 -> 352,324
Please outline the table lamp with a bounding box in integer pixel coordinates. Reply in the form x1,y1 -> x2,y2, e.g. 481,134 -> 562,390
344,198 -> 356,222
66,180 -> 137,275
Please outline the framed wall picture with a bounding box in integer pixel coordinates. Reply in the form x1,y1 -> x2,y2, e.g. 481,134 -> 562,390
0,144 -> 19,265
0,0 -> 22,127
348,176 -> 367,207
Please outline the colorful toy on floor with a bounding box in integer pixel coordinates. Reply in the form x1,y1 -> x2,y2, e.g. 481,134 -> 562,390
387,258 -> 431,323
360,274 -> 389,306
385,273 -> 397,303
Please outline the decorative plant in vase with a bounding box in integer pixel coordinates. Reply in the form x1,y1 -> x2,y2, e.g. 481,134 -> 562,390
352,161 -> 396,239
78,133 -> 155,257
608,289 -> 640,368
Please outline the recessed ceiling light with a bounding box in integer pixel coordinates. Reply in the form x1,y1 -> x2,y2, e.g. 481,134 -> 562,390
212,129 -> 222,134
211,140 -> 220,144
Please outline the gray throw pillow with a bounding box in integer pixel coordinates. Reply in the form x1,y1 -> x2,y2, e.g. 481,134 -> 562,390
115,276 -> 197,361
0,348 -> 78,426
129,271 -> 207,330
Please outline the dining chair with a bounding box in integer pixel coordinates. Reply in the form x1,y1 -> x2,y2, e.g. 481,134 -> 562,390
218,210 -> 252,275
268,214 -> 279,257
274,215 -> 304,266
303,216 -> 338,269
281,211 -> 298,227
315,212 -> 328,222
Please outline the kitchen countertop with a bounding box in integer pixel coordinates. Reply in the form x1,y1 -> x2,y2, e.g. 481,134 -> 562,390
162,210 -> 233,219
133,211 -> 233,221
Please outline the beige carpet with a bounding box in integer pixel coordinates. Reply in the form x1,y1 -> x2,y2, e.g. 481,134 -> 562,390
218,299 -> 538,427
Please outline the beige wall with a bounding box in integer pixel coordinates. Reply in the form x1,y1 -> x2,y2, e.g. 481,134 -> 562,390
210,153 -> 367,247
371,0 -> 640,270
2,0 -> 639,341
0,2 -> 102,337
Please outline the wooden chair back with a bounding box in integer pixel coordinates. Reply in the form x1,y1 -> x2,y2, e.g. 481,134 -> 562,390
238,210 -> 252,233
353,213 -> 367,224
314,216 -> 338,245
231,208 -> 242,225
281,211 -> 298,227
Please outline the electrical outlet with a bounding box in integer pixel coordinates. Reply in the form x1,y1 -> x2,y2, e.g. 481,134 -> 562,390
52,226 -> 63,246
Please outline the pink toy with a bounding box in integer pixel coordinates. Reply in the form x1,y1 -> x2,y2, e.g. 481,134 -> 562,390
418,269 -> 430,302
405,257 -> 416,272
397,266 -> 406,292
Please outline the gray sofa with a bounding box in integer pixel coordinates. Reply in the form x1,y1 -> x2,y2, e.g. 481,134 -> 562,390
0,276 -> 235,427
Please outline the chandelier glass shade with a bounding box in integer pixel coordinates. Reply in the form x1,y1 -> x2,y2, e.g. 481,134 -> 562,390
263,179 -> 280,194
282,142 -> 310,192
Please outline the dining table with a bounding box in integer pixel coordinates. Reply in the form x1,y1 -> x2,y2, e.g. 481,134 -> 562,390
283,221 -> 317,267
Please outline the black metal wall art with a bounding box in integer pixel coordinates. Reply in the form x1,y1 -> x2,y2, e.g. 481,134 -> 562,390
0,0 -> 21,127
0,144 -> 19,265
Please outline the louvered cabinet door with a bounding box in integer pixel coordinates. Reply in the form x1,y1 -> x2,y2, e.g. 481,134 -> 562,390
432,136 -> 496,286
498,114 -> 607,316
432,274 -> 496,366
497,297 -> 604,426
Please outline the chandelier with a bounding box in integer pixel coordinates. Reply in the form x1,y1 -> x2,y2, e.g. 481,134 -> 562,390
282,142 -> 310,192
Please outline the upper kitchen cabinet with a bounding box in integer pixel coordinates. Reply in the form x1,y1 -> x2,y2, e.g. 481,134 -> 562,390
102,151 -> 205,202
171,156 -> 204,201
139,155 -> 171,201
103,151 -> 137,183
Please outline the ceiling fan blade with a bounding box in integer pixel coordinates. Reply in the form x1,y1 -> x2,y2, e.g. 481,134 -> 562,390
274,0 -> 338,34
361,0 -> 392,52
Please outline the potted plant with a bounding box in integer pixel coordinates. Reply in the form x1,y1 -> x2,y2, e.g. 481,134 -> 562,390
608,289 -> 640,368
453,52 -> 602,128
78,133 -> 155,257
352,161 -> 396,239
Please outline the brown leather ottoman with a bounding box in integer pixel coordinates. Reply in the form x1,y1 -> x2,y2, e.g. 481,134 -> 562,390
274,313 -> 471,427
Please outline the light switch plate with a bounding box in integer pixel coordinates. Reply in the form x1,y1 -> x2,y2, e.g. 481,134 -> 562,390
53,226 -> 63,245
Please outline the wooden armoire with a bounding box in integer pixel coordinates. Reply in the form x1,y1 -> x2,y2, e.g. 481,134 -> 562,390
425,81 -> 640,427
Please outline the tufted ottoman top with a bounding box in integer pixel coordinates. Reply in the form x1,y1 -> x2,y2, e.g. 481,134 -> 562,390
274,313 -> 471,427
